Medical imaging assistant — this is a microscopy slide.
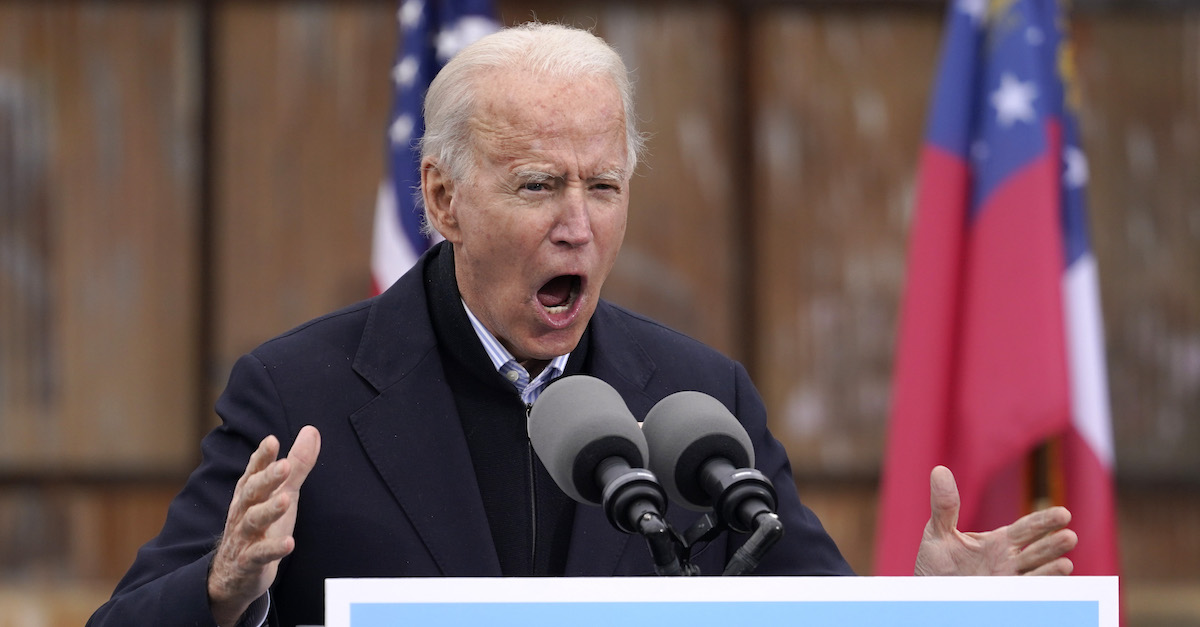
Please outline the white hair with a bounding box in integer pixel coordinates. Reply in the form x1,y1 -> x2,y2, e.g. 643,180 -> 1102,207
419,22 -> 645,224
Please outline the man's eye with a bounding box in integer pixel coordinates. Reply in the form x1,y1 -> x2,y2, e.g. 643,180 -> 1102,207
522,182 -> 547,192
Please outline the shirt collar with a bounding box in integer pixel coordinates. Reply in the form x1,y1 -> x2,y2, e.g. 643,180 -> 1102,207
461,301 -> 570,402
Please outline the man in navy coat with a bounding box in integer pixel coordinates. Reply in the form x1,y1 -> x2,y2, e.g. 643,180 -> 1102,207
89,22 -> 1077,627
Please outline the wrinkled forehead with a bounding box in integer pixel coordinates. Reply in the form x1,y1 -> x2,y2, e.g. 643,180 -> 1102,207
468,69 -> 626,152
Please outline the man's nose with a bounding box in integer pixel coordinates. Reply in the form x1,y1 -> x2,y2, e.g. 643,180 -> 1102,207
551,190 -> 593,246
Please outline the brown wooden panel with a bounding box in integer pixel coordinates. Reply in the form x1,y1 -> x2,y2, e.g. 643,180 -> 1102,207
0,3 -> 200,472
750,8 -> 942,475
0,483 -> 180,580
0,483 -> 180,623
793,477 -> 879,575
0,583 -> 113,627
595,6 -> 741,356
1117,482 -> 1200,582
211,3 -> 397,403
1074,13 -> 1200,481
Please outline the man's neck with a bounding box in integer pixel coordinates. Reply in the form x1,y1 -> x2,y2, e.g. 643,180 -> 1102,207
521,358 -> 550,378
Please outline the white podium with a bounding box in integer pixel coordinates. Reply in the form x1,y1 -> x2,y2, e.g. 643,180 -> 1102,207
326,576 -> 1117,627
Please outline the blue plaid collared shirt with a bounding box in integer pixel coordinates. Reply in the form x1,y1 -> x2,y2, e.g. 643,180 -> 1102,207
462,301 -> 570,405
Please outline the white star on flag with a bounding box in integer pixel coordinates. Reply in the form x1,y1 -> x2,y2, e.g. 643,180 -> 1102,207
392,56 -> 419,87
399,0 -> 424,30
991,72 -> 1038,127
958,0 -> 988,24
1026,26 -> 1044,46
389,114 -> 414,146
436,16 -> 500,63
1064,146 -> 1090,188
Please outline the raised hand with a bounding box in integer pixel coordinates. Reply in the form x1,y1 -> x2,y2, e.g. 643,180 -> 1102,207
207,426 -> 321,625
914,465 -> 1077,576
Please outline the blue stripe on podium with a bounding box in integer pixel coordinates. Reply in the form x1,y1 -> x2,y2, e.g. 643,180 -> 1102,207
352,600 -> 1097,626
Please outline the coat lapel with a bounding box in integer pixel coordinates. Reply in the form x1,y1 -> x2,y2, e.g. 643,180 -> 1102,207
348,255 -> 502,576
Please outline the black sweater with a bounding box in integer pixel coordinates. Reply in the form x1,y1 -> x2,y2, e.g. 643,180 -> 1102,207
425,244 -> 580,575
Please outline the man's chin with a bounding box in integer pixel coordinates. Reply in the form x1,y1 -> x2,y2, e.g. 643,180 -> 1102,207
519,329 -> 586,363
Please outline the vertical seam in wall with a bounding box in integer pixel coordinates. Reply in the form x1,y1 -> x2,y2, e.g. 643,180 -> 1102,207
730,0 -> 758,377
194,0 -> 218,459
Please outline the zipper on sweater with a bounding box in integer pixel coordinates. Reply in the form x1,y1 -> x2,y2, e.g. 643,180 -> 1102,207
526,403 -> 537,573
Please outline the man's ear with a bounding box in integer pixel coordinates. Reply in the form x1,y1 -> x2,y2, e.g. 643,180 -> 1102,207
421,158 -> 460,242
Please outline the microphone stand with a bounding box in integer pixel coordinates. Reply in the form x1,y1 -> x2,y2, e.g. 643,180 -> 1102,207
593,459 -> 786,576
722,512 -> 783,576
676,510 -> 783,576
597,457 -> 693,576
679,461 -> 785,576
632,508 -> 693,576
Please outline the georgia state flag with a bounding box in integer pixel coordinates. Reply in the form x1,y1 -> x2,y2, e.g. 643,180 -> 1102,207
875,0 -> 1120,579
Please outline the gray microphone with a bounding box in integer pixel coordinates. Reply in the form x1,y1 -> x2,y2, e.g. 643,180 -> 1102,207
642,391 -> 778,535
528,375 -> 669,536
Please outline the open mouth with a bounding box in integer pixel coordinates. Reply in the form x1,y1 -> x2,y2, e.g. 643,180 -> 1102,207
537,275 -> 581,315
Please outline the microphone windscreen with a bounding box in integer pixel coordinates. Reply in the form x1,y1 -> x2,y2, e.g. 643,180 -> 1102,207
642,391 -> 754,511
528,375 -> 648,505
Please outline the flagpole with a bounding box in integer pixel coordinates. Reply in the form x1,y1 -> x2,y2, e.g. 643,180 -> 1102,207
1028,439 -> 1065,513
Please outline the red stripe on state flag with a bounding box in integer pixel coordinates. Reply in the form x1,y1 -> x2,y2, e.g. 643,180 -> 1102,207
948,146 -> 1073,530
875,140 -> 1074,574
874,144 -> 968,575
1061,426 -> 1121,575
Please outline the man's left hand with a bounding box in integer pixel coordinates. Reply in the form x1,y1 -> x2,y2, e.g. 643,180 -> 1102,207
914,465 -> 1078,576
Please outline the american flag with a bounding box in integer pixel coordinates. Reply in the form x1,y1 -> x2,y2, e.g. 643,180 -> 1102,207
875,0 -> 1120,577
371,0 -> 498,294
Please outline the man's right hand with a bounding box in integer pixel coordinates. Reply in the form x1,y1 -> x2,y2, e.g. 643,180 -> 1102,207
207,425 -> 321,626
